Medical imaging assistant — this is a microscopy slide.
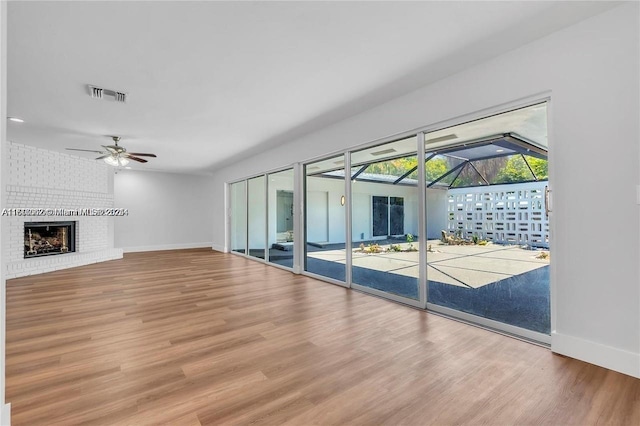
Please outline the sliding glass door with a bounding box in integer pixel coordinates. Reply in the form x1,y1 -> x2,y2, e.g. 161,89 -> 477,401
304,155 -> 346,283
350,136 -> 420,301
230,181 -> 247,254
267,168 -> 295,269
229,101 -> 551,342
247,176 -> 266,260
424,103 -> 550,336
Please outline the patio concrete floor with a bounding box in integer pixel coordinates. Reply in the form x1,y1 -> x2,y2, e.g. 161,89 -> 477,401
307,240 -> 549,288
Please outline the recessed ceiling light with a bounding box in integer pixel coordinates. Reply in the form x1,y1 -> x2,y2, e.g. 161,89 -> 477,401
496,149 -> 504,153
8,117 -> 24,123
125,166 -> 132,169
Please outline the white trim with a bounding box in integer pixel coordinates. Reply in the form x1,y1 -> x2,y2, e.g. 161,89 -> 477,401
552,332 -> 640,379
293,163 -> 303,274
0,403 -> 10,426
427,303 -> 551,345
266,261 -> 294,273
227,164 -> 296,186
344,152 -> 352,287
302,271 -> 349,288
417,132 -> 427,308
211,243 -> 225,253
224,181 -> 230,255
546,96 -> 558,337
353,283 -> 422,308
122,242 -> 213,253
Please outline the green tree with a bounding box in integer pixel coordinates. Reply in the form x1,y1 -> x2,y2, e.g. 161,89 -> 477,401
425,157 -> 449,182
495,155 -> 547,183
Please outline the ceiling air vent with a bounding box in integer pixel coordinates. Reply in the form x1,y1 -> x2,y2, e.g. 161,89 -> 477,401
88,84 -> 127,103
427,133 -> 457,144
371,148 -> 396,156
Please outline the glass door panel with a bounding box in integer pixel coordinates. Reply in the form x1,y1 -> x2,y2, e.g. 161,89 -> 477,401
350,135 -> 419,300
425,103 -> 550,335
247,176 -> 266,260
230,181 -> 247,254
268,169 -> 295,268
304,155 -> 346,282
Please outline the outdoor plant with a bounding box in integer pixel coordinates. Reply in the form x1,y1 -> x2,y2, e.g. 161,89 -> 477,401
388,244 -> 402,252
357,243 -> 383,254
536,251 -> 549,260
441,230 -> 488,246
405,233 -> 417,252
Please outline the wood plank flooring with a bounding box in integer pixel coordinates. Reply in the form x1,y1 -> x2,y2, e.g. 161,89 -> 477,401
5,249 -> 640,425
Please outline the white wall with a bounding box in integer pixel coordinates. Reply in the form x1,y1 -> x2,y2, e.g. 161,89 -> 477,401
426,188 -> 448,239
0,1 -> 8,422
114,170 -> 215,252
306,176 -> 420,243
211,4 -> 640,378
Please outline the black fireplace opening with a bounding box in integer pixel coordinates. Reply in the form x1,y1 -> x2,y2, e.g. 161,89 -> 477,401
24,221 -> 76,258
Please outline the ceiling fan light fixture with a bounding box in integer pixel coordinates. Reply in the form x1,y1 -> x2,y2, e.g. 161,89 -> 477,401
104,155 -> 129,167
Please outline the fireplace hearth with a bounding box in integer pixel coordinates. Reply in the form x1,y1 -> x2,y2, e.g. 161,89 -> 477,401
24,222 -> 76,258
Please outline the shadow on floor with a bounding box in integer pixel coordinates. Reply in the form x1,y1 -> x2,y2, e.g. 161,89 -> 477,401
305,255 -> 550,334
237,245 -> 550,334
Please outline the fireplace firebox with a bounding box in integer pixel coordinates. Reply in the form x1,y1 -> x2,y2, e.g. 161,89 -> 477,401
24,222 -> 76,258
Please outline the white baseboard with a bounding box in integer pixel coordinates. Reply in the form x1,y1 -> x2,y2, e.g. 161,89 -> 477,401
552,332 -> 640,378
1,403 -> 11,426
122,242 -> 213,253
211,243 -> 225,253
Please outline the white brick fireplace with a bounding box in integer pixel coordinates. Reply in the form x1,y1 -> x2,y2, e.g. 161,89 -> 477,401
4,142 -> 123,278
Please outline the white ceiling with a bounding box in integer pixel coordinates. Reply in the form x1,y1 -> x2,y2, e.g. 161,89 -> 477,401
6,1 -> 618,175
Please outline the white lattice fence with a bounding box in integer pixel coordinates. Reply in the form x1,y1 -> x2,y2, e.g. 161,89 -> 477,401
447,182 -> 549,248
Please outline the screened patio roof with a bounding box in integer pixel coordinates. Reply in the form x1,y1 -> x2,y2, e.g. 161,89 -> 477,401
313,133 -> 548,188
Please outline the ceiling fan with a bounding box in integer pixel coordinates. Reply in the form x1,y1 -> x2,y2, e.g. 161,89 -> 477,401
66,136 -> 157,166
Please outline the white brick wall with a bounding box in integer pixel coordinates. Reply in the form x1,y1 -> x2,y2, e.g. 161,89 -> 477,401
4,142 -> 123,278
447,181 -> 550,248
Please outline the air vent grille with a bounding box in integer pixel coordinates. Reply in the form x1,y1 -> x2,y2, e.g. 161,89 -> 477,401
90,86 -> 103,99
427,133 -> 457,144
88,85 -> 127,103
371,148 -> 396,156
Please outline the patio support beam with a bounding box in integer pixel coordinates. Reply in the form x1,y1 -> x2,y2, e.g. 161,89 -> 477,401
521,153 -> 538,181
351,164 -> 368,181
427,161 -> 466,188
392,153 -> 437,185
393,165 -> 417,185
467,161 -> 490,186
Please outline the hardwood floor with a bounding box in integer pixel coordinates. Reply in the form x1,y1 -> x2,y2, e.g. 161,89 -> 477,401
5,249 -> 640,425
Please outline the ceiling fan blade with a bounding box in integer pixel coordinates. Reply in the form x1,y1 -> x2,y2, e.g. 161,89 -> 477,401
102,145 -> 118,154
127,152 -> 157,157
124,155 -> 148,163
66,148 -> 105,154
95,155 -> 111,160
